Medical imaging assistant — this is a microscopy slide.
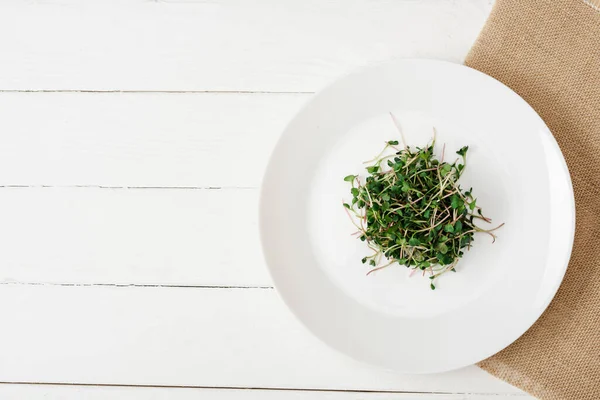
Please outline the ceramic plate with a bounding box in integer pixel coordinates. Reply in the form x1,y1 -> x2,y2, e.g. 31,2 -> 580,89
259,59 -> 575,373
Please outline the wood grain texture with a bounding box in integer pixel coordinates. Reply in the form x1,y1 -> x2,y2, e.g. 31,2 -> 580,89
0,383 -> 533,400
0,187 -> 267,286
0,92 -> 306,187
0,284 -> 521,394
0,0 -> 519,397
0,1 -> 493,92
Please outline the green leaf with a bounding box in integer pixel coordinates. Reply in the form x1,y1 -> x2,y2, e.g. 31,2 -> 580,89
454,220 -> 463,233
343,203 -> 350,209
456,146 -> 469,157
350,188 -> 359,196
469,200 -> 477,210
369,259 -> 376,266
444,223 -> 454,233
437,242 -> 448,254
343,175 -> 356,182
450,194 -> 461,209
387,140 -> 399,145
366,166 -> 379,174
440,164 -> 452,177
430,283 -> 436,290
408,237 -> 420,246
436,253 -> 453,265
460,235 -> 472,247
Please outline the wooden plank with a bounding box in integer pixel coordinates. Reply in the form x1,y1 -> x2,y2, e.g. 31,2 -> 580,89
0,1 -> 492,92
0,384 -> 533,400
0,92 -> 306,187
0,284 -> 524,395
0,187 -> 268,286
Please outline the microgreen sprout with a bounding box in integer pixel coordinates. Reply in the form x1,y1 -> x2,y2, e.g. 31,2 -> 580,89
343,114 -> 504,289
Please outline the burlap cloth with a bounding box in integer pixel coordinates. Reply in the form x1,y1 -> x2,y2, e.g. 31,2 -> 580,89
464,0 -> 600,399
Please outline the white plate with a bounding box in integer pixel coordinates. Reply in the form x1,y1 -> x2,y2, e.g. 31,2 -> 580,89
259,59 -> 575,373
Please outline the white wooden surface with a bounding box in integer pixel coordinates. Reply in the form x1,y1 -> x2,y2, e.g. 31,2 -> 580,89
0,0 -> 535,398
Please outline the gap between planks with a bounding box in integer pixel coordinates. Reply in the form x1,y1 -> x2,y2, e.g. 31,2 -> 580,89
0,281 -> 272,289
0,89 -> 314,95
0,381 -> 528,397
0,185 -> 257,190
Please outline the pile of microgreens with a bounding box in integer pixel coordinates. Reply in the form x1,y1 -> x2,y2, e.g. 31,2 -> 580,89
343,114 -> 503,290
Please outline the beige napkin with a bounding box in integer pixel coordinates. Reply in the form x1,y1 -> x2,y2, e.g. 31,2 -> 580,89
464,0 -> 600,399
